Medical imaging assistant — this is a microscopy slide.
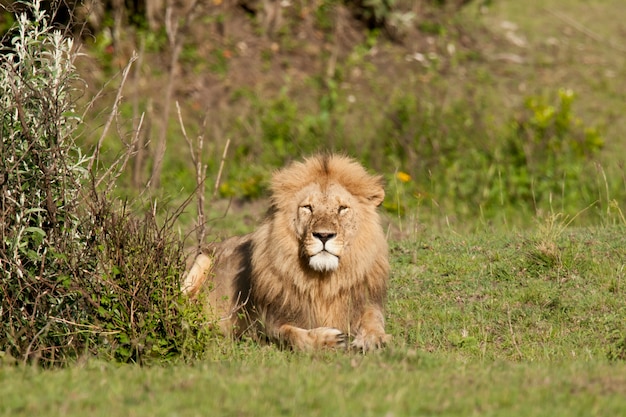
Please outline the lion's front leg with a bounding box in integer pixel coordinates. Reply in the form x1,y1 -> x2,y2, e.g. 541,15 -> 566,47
351,305 -> 391,352
275,324 -> 347,351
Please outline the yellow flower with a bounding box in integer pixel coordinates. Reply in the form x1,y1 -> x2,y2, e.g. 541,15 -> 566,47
396,171 -> 411,183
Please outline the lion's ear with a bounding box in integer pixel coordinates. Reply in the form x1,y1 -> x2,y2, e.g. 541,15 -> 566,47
368,189 -> 385,207
366,177 -> 385,207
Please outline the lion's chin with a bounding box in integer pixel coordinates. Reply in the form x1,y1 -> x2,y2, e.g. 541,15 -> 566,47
309,252 -> 339,272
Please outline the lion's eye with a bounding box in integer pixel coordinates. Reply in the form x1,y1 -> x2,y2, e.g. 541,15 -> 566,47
300,205 -> 313,213
338,205 -> 349,214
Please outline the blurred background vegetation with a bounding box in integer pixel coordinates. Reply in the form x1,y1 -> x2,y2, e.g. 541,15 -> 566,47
4,0 -> 624,236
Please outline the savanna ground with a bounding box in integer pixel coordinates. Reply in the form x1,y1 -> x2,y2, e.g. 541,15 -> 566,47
2,0 -> 626,415
3,226 -> 626,416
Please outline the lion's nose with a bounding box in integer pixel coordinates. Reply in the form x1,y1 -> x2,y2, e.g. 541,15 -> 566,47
313,232 -> 336,244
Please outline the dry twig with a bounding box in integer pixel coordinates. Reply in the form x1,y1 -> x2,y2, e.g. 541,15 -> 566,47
149,0 -> 200,189
88,52 -> 138,172
177,101 -> 209,249
213,138 -> 231,199
545,8 -> 626,54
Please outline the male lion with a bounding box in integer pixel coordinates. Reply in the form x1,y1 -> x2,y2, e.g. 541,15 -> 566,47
183,154 -> 390,351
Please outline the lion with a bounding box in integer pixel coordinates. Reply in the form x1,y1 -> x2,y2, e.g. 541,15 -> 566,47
183,154 -> 390,351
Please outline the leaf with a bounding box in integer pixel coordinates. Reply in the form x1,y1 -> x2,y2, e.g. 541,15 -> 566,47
24,226 -> 46,237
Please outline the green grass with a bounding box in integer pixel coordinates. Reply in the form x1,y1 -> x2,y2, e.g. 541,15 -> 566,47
388,224 -> 626,361
3,356 -> 626,416
3,224 -> 626,416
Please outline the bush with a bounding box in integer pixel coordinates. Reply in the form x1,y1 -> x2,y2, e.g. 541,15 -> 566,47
381,87 -> 608,220
0,1 -> 211,366
85,199 -> 212,363
0,0 -> 92,365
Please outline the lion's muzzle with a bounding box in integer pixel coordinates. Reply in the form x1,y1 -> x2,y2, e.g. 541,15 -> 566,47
307,230 -> 341,272
313,231 -> 336,244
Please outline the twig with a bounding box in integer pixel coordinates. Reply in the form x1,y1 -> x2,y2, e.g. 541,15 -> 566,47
220,290 -> 250,322
132,40 -> 146,188
103,113 -> 144,196
149,43 -> 179,188
195,119 -> 208,248
23,321 -> 51,364
213,138 -> 231,199
49,317 -> 119,334
178,102 -> 193,157
88,51 -> 138,172
149,0 -> 200,189
545,8 -> 626,54
177,102 -> 208,248
506,305 -> 524,360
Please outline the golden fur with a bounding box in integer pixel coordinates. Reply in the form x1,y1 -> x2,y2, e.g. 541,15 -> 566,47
183,154 -> 390,351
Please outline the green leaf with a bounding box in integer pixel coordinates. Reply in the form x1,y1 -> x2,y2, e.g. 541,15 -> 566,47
24,226 -> 46,237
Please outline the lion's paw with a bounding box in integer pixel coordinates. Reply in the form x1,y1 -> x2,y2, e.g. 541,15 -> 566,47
308,327 -> 348,350
351,332 -> 391,352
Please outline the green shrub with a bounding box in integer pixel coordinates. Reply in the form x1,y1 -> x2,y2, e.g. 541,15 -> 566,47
0,0 -> 92,365
499,88 -> 605,207
381,87 -> 608,221
0,1 -> 212,366
86,200 -> 213,363
220,85 -> 349,199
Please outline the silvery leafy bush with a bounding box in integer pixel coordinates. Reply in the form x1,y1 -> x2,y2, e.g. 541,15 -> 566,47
1,1 -> 208,366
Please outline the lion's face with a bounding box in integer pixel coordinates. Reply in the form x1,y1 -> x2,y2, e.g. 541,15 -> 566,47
294,182 -> 359,272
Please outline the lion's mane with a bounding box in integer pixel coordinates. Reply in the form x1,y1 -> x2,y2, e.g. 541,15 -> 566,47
184,154 -> 390,350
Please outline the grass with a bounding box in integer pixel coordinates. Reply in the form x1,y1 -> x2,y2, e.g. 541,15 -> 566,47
2,224 -> 626,416
3,356 -> 626,416
388,224 -> 626,361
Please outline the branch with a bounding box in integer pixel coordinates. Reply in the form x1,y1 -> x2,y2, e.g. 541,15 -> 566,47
88,52 -> 138,172
213,138 -> 231,199
545,8 -> 626,54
